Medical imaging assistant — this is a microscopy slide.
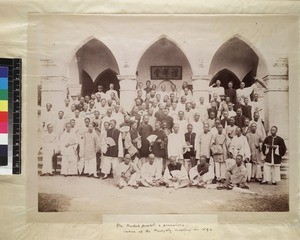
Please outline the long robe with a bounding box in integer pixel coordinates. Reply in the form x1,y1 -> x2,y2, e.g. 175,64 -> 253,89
59,130 -> 79,175
140,162 -> 162,185
229,135 -> 251,159
138,123 -> 153,158
250,118 -> 266,139
195,132 -> 213,159
151,129 -> 167,158
83,130 -> 98,174
115,161 -> 140,187
124,129 -> 141,158
246,132 -> 263,164
211,133 -> 227,163
262,135 -> 286,165
41,132 -> 58,174
167,132 -> 185,159
163,163 -> 189,181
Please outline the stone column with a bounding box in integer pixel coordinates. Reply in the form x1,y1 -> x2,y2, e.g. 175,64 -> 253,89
118,75 -> 137,113
263,57 -> 288,140
191,75 -> 211,104
41,76 -> 68,112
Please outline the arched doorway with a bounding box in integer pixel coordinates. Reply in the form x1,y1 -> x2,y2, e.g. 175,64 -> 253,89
209,36 -> 268,101
136,36 -> 193,92
94,69 -> 120,97
209,37 -> 261,87
209,68 -> 241,89
75,38 -> 120,96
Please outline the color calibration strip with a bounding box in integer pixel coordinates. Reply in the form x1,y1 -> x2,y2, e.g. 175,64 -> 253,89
0,58 -> 21,174
0,67 -> 8,166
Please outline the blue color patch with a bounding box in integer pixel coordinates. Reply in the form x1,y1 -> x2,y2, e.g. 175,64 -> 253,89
0,67 -> 8,78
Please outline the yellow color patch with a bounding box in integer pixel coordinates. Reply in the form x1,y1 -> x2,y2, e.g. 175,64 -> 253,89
0,100 -> 8,111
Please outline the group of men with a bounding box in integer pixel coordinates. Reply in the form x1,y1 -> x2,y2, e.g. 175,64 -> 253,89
40,79 -> 287,190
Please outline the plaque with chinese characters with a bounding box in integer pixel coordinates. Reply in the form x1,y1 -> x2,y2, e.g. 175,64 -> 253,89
150,66 -> 182,80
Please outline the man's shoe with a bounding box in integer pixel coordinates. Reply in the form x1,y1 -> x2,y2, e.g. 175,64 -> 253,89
260,181 -> 268,185
272,182 -> 277,185
241,185 -> 250,189
102,174 -> 108,179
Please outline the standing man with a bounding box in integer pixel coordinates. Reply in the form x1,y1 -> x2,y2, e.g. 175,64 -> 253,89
82,123 -> 99,178
151,121 -> 167,175
210,124 -> 228,182
195,123 -> 213,162
40,124 -> 58,176
225,81 -> 237,104
101,119 -> 124,179
246,122 -> 264,182
59,122 -> 79,177
234,108 -> 246,129
167,123 -> 186,161
261,126 -> 287,185
183,124 -> 197,171
106,83 -> 118,99
138,115 -> 153,165
229,127 -> 251,181
242,98 -> 252,120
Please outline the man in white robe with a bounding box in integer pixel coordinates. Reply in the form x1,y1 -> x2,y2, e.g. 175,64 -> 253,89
140,154 -> 163,187
195,123 -> 213,161
40,123 -> 58,176
190,112 -> 203,136
59,122 -> 79,176
115,154 -> 140,189
174,111 -> 188,138
229,127 -> 251,181
167,123 -> 186,160
81,123 -> 99,178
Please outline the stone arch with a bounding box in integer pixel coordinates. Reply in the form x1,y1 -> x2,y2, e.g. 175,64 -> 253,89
209,68 -> 241,89
68,37 -> 120,97
209,35 -> 269,88
136,35 -> 193,92
94,68 -> 120,97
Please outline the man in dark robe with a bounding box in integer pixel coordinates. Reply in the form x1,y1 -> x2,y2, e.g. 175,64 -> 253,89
234,108 -> 246,129
260,126 -> 287,185
150,121 -> 167,175
138,115 -> 153,165
225,81 -> 237,104
183,124 -> 197,171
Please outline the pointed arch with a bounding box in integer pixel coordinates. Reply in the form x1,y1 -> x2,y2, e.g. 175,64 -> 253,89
209,35 -> 268,86
75,37 -> 120,83
209,68 -> 240,89
94,68 -> 120,97
136,35 -> 193,91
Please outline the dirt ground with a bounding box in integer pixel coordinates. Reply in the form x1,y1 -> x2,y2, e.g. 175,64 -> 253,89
38,175 -> 289,213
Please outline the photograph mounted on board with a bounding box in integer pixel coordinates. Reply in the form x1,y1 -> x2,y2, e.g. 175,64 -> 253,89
27,14 -> 296,216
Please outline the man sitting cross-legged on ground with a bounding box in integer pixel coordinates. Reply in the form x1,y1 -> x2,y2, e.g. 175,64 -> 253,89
115,154 -> 141,189
189,155 -> 214,188
219,154 -> 249,190
140,154 -> 163,187
163,156 -> 190,190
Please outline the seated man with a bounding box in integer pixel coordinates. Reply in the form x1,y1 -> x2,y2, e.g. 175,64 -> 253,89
140,154 -> 163,187
163,156 -> 190,190
115,154 -> 140,189
221,154 -> 249,190
189,155 -> 214,188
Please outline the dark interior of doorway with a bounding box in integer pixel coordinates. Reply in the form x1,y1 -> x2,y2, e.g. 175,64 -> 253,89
81,68 -> 120,98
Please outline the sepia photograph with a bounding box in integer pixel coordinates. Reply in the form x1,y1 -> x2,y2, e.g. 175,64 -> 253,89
27,14 -> 295,215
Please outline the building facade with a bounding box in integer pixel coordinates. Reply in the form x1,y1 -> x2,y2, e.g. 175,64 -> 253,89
29,15 -> 295,142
